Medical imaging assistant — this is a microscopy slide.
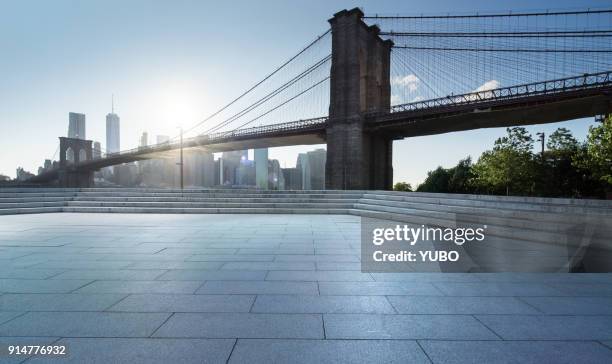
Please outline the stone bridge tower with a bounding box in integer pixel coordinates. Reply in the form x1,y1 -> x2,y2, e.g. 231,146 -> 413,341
325,8 -> 394,190
58,137 -> 94,187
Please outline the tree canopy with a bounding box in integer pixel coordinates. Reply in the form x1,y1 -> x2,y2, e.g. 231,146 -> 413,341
412,119 -> 612,199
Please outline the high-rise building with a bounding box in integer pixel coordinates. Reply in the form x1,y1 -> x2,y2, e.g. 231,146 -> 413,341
254,148 -> 269,189
236,160 -> 255,186
282,167 -> 302,190
297,153 -> 311,190
269,159 -> 285,190
307,148 -> 326,190
139,132 -> 148,148
220,150 -> 248,185
68,112 -> 86,139
296,148 -> 326,190
106,108 -> 120,154
93,142 -> 102,159
183,150 -> 215,187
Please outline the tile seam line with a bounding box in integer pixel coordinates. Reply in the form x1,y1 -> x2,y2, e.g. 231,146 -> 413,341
416,339 -> 435,364
148,312 -> 175,338
471,314 -> 505,340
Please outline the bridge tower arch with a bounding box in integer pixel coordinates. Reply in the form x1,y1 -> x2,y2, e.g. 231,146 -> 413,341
326,8 -> 394,190
58,137 -> 94,187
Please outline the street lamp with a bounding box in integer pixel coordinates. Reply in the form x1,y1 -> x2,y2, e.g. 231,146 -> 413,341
536,132 -> 545,160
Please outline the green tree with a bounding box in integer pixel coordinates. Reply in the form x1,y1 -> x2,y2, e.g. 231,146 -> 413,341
583,116 -> 612,186
393,182 -> 413,192
447,157 -> 474,193
538,128 -> 580,197
547,127 -> 578,152
417,167 -> 451,192
471,127 -> 536,195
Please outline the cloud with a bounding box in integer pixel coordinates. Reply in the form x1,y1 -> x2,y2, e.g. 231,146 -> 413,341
471,80 -> 501,100
391,74 -> 420,92
474,80 -> 500,93
410,96 -> 423,102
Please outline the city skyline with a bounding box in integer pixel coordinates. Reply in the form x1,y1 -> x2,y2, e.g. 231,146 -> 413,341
1,0 -> 609,186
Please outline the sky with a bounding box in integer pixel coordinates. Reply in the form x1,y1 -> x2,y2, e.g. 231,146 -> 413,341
0,0 -> 610,186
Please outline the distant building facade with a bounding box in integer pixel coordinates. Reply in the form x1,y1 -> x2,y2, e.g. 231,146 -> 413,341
68,112 -> 86,139
282,167 -> 302,190
139,132 -> 148,148
93,142 -> 102,159
106,112 -> 120,154
297,148 -> 326,190
254,148 -> 269,189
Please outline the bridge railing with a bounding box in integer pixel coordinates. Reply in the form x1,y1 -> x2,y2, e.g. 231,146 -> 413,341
100,116 -> 328,159
204,116 -> 328,140
388,71 -> 612,114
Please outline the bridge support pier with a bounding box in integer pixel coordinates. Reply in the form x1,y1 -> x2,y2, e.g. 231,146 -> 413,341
58,137 -> 94,188
325,8 -> 394,190
58,170 -> 94,188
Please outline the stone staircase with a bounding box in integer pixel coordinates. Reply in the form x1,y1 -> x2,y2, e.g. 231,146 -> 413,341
0,188 -> 362,215
1,187 -> 611,271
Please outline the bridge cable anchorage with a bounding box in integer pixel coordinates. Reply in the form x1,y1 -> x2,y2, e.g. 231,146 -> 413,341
201,55 -> 331,135
173,29 -> 331,141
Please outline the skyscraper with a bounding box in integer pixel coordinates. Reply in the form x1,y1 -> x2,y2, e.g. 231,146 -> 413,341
139,132 -> 148,148
307,148 -> 326,190
254,148 -> 269,189
296,148 -> 326,190
68,112 -> 86,139
106,99 -> 120,154
297,153 -> 311,190
93,142 -> 101,159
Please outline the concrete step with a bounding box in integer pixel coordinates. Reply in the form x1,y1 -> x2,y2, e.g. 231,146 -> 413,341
353,203 -> 610,246
78,188 -> 367,195
0,197 -> 72,203
70,197 -> 359,203
363,193 -> 612,215
0,188 -> 78,193
358,198 -> 609,231
0,202 -> 66,209
0,206 -> 63,215
369,190 -> 612,208
65,201 -> 356,209
62,206 -> 351,214
0,192 -> 77,198
72,192 -> 363,198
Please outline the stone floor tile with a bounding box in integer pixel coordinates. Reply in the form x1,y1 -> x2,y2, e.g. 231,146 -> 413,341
252,295 -> 395,314
324,314 -> 498,340
26,338 -> 235,364
153,313 -> 323,339
109,294 -> 254,312
229,339 -> 430,364
475,315 -> 612,340
420,340 -> 612,364
197,281 -> 318,295
0,312 -> 170,337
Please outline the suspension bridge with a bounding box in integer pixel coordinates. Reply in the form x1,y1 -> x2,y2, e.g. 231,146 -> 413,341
29,8 -> 612,189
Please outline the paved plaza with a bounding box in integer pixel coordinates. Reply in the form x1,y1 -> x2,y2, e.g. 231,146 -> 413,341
0,213 -> 611,363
